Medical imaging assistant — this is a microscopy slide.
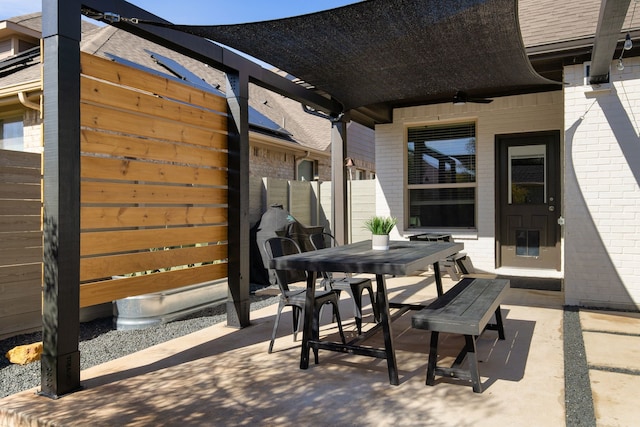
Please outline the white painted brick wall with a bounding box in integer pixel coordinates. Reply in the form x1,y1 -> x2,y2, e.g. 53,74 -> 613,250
563,58 -> 640,310
376,92 -> 564,274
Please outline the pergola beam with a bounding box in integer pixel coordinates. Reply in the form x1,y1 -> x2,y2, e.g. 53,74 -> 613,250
80,0 -> 343,117
589,0 -> 632,84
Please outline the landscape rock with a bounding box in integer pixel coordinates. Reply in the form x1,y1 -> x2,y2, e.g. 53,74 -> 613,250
6,342 -> 43,365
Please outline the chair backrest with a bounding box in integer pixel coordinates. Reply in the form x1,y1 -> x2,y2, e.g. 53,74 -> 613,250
263,236 -> 306,292
309,232 -> 339,281
309,232 -> 337,251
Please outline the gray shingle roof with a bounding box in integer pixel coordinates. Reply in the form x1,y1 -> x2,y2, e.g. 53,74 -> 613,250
519,0 -> 640,49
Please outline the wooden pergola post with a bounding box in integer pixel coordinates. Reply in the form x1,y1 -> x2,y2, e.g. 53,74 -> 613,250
40,0 -> 82,398
225,69 -> 251,328
331,114 -> 349,245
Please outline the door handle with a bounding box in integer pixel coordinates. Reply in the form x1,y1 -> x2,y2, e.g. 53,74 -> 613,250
548,205 -> 555,212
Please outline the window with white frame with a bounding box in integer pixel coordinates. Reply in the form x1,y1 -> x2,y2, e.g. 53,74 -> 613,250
297,159 -> 317,181
0,116 -> 24,152
407,122 -> 476,228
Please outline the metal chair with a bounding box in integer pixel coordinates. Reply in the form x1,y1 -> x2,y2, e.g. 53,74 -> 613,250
263,236 -> 346,362
309,232 -> 378,334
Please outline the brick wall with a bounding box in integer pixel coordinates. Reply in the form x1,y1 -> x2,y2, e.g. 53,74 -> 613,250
22,109 -> 42,153
563,58 -> 640,310
376,91 -> 564,274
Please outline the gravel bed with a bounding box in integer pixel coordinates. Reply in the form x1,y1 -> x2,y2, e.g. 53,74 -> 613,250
1,291 -> 279,399
563,306 -> 596,427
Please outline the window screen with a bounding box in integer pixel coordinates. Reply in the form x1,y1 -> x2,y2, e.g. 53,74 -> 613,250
407,123 -> 476,228
0,117 -> 24,152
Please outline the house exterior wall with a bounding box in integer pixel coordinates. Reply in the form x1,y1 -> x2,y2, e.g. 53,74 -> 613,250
563,59 -> 640,311
250,145 -> 313,180
22,108 -> 41,153
375,91 -> 564,274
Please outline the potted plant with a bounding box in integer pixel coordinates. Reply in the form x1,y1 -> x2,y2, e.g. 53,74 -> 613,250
363,216 -> 397,250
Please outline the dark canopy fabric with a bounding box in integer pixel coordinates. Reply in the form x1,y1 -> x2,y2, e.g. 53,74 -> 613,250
166,0 -> 561,112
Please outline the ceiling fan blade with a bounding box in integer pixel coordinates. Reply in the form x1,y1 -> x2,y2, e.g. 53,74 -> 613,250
453,91 -> 493,104
468,97 -> 493,104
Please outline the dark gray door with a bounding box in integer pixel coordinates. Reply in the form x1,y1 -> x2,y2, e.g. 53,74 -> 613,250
496,131 -> 561,270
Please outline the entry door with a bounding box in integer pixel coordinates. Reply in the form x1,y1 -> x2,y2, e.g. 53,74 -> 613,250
496,131 -> 561,270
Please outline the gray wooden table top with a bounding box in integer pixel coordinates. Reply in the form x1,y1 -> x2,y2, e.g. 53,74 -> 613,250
269,240 -> 464,276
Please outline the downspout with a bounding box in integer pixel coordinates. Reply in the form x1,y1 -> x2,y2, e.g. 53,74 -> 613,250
294,150 -> 311,179
18,91 -> 42,117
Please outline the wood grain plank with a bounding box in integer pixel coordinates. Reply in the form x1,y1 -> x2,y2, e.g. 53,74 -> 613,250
0,199 -> 41,216
0,311 -> 42,340
80,262 -> 228,307
0,264 -> 42,287
80,244 -> 227,281
0,247 -> 42,266
0,166 -> 42,184
0,182 -> 41,200
81,181 -> 227,205
80,52 -> 227,113
81,156 -> 227,186
0,215 -> 41,232
81,206 -> 227,229
0,149 -> 40,168
81,225 -> 227,256
0,231 -> 42,250
0,294 -> 42,317
81,76 -> 227,130
81,129 -> 228,167
81,103 -> 227,149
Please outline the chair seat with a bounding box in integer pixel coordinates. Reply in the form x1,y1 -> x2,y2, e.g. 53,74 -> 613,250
309,232 -> 378,335
284,288 -> 341,307
321,276 -> 378,333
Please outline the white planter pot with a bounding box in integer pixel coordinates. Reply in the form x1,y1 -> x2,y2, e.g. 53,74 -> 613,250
371,234 -> 390,250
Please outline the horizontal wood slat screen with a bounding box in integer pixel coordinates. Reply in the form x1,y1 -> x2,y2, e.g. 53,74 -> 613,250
81,103 -> 227,149
80,53 -> 229,306
81,76 -> 227,131
81,156 -> 228,185
81,130 -> 228,168
80,244 -> 227,282
80,263 -> 228,308
80,53 -> 227,112
81,225 -> 227,257
0,149 -> 42,339
80,206 -> 227,230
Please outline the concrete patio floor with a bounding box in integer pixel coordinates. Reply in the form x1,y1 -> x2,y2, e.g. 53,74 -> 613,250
1,273 -> 639,426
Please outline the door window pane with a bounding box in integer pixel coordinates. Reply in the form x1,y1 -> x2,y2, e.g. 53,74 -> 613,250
509,145 -> 546,205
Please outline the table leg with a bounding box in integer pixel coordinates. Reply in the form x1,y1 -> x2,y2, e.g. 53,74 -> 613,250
465,335 -> 482,393
300,271 -> 317,370
426,331 -> 439,386
376,273 -> 399,385
433,261 -> 443,296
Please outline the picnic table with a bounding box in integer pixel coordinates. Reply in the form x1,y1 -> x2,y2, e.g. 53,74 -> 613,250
269,239 -> 463,385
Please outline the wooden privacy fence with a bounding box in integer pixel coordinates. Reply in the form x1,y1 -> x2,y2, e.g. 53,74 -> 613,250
79,53 -> 229,307
0,149 -> 42,339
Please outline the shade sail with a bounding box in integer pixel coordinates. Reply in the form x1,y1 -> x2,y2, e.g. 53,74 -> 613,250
165,0 -> 561,114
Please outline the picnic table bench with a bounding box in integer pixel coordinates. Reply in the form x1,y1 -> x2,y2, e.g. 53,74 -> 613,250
411,277 -> 510,393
